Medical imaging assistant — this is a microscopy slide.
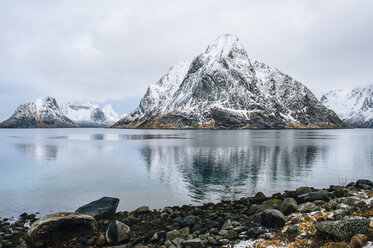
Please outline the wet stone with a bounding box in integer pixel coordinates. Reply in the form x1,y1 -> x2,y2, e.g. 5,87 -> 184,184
76,197 -> 120,221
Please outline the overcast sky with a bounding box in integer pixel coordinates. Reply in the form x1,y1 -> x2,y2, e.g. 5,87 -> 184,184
0,0 -> 372,121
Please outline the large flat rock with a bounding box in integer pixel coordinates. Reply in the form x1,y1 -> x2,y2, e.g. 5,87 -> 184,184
27,212 -> 97,248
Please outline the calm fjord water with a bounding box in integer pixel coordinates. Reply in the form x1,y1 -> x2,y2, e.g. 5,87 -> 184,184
0,128 -> 372,217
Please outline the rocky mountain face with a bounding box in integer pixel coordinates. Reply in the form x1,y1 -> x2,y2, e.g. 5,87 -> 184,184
113,34 -> 346,129
61,102 -> 123,127
0,97 -> 76,128
0,97 -> 123,128
321,85 -> 373,128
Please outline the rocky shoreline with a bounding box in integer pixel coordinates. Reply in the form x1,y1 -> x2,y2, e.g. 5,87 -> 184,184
1,179 -> 372,248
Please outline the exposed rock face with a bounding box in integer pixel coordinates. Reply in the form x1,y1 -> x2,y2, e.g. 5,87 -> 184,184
76,197 -> 120,221
27,212 -> 97,248
113,34 -> 346,129
321,85 -> 373,128
0,97 -> 76,128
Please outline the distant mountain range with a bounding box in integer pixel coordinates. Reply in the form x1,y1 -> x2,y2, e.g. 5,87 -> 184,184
113,34 -> 345,129
61,102 -> 123,127
0,97 -> 123,128
321,85 -> 373,128
2,35 -> 371,129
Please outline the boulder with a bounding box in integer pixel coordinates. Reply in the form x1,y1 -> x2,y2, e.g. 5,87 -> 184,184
330,185 -> 351,197
250,192 -> 267,204
134,206 -> 150,214
27,212 -> 97,248
105,220 -> 130,245
76,197 -> 119,220
282,190 -> 297,199
297,190 -> 329,203
296,186 -> 313,195
261,209 -> 285,228
261,199 -> 282,210
315,216 -> 370,241
356,179 -> 372,190
356,179 -> 373,188
280,198 -> 298,215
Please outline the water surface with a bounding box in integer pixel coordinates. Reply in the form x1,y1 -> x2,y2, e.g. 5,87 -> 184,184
0,128 -> 372,217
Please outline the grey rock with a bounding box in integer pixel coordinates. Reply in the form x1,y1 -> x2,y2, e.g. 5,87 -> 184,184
297,190 -> 329,203
280,198 -> 298,215
315,216 -> 370,241
76,196 -> 119,220
105,220 -> 130,245
356,179 -> 373,187
166,230 -> 181,241
207,236 -> 217,245
298,202 -> 319,213
330,185 -> 351,197
218,238 -> 230,245
261,199 -> 282,210
286,224 -> 299,234
14,219 -> 25,227
4,234 -> 12,239
296,187 -> 313,195
134,206 -> 150,214
247,212 -> 262,224
172,237 -> 185,246
221,221 -> 233,230
261,209 -> 286,228
251,192 -> 267,204
340,197 -> 361,206
183,238 -> 204,248
181,216 -> 195,227
217,229 -> 229,238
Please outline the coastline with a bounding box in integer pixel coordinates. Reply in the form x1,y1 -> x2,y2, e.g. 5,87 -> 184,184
1,179 -> 372,248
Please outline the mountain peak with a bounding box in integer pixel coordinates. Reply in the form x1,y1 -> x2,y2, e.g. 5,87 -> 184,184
113,35 -> 346,129
205,34 -> 245,58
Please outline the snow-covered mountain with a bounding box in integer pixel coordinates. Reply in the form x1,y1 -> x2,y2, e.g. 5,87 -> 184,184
113,34 -> 345,129
61,102 -> 123,127
320,85 -> 373,128
0,97 -> 76,128
0,97 -> 123,128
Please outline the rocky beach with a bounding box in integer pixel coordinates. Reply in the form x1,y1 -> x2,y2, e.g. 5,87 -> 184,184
0,179 -> 372,248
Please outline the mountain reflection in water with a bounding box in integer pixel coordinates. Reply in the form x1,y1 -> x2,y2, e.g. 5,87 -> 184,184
1,128 -> 371,217
140,143 -> 326,202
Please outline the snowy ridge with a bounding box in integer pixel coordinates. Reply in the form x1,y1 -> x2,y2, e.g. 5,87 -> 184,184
0,97 -> 124,128
321,85 -> 373,128
0,97 -> 75,128
113,34 -> 345,129
61,102 -> 123,127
